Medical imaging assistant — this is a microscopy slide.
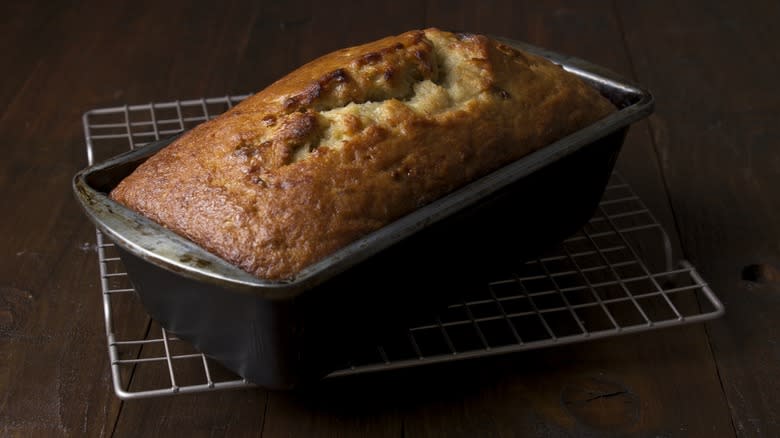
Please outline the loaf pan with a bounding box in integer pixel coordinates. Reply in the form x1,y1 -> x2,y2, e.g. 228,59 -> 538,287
73,39 -> 653,389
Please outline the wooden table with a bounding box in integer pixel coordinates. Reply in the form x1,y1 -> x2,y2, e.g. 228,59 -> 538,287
2,0 -> 778,436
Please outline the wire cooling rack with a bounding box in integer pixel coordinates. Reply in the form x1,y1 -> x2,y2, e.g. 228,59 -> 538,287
83,96 -> 724,399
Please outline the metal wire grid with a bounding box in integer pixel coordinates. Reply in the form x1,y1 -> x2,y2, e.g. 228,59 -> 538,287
83,97 -> 724,399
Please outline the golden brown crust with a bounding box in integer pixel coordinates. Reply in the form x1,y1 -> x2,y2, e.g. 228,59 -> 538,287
111,29 -> 615,280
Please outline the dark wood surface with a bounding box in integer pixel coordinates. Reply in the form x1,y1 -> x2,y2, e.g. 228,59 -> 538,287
1,0 -> 778,436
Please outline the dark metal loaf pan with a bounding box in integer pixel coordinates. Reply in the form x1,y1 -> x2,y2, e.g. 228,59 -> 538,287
73,39 -> 653,389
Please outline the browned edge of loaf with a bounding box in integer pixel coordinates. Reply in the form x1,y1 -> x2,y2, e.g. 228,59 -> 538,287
110,28 -> 616,280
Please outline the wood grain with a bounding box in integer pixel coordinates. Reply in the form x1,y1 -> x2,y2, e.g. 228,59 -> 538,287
616,1 -> 780,436
0,1 -> 134,435
0,0 -> 776,436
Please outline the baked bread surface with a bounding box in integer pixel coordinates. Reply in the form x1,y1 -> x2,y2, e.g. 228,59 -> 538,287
111,28 -> 615,280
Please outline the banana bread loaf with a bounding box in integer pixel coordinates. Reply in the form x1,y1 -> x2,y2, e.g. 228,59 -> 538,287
110,28 -> 615,280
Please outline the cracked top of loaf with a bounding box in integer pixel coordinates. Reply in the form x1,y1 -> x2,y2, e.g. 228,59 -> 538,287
110,28 -> 615,280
